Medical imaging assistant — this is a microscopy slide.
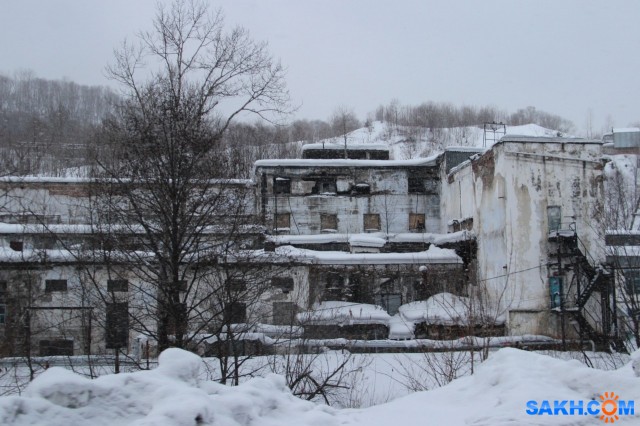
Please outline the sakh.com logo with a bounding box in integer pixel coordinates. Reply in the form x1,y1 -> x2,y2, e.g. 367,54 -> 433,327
526,392 -> 634,423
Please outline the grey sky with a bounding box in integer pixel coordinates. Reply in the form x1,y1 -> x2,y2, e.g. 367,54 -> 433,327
1,0 -> 638,134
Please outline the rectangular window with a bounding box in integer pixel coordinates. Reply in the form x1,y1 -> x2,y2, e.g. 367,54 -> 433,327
375,293 -> 402,315
409,213 -> 425,231
275,213 -> 290,230
316,179 -> 337,194
274,177 -> 291,194
227,279 -> 247,292
0,304 -> 5,324
408,177 -> 425,193
0,281 -> 6,302
9,241 -> 23,252
363,214 -> 381,231
45,279 -> 68,293
107,279 -> 129,292
273,302 -> 297,325
625,270 -> 640,295
321,214 -> 338,232
39,339 -> 74,356
547,206 -> 561,232
271,277 -> 294,293
106,302 -> 129,349
224,302 -> 247,323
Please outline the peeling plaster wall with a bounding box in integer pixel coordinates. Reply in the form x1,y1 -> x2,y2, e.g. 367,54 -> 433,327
442,139 -> 606,337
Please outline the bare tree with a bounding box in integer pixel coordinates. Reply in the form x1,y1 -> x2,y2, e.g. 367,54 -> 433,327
94,0 -> 290,352
329,106 -> 360,158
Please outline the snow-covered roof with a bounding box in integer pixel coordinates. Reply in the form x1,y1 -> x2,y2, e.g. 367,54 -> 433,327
255,156 -> 439,168
301,143 -> 389,151
296,301 -> 391,325
267,230 -> 474,246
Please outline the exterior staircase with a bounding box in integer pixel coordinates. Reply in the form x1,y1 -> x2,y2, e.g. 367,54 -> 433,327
549,225 -> 626,353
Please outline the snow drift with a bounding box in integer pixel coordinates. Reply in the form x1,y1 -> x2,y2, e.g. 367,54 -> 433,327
1,348 -> 639,425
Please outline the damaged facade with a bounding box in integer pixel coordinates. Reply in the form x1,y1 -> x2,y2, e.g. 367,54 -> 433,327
0,135 -> 633,356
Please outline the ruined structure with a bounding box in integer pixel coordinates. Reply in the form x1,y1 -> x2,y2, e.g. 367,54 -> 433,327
0,135 -> 633,356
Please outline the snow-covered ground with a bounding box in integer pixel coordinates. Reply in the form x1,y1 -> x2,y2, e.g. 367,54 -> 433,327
1,348 -> 638,425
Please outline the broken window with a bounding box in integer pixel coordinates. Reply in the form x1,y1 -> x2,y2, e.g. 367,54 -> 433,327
364,214 -> 381,231
408,177 -> 426,193
409,213 -> 425,231
107,279 -> 129,292
273,177 -> 291,194
316,179 -> 337,194
354,182 -> 370,194
271,277 -> 294,293
375,293 -> 402,315
321,214 -> 338,232
275,213 -> 290,230
45,279 -> 68,293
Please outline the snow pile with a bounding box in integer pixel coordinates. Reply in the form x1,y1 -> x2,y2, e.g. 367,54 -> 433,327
388,292 -> 506,338
297,301 -> 391,326
1,348 -> 639,425
0,348 -> 338,426
351,348 -> 640,426
399,292 -> 472,326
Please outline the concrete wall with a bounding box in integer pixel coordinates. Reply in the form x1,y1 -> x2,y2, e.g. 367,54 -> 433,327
441,139 -> 606,337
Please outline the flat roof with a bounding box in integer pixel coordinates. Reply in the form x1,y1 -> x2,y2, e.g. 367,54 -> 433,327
255,156 -> 439,168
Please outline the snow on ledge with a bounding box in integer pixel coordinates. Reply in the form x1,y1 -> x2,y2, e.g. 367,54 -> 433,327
274,245 -> 462,265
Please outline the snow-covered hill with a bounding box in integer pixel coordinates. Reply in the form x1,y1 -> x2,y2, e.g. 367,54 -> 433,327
318,121 -> 570,160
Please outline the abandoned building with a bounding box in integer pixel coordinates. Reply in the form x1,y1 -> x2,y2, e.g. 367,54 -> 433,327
0,133 -> 637,356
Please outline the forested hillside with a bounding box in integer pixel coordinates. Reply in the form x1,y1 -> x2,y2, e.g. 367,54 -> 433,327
0,73 -> 575,178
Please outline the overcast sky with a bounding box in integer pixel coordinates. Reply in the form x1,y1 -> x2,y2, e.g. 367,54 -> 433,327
1,0 -> 638,134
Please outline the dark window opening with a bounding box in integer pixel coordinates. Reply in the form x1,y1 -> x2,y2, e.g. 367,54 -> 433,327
45,279 -> 68,293
9,241 -> 23,252
39,339 -> 74,356
107,279 -> 129,292
0,304 -> 5,324
354,183 -> 370,194
272,277 -> 294,293
106,302 -> 129,349
224,302 -> 247,323
408,177 -> 426,194
315,179 -> 337,194
274,177 -> 291,194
